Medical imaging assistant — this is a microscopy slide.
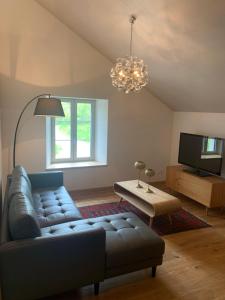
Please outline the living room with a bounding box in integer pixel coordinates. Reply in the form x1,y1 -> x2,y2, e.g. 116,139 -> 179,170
0,0 -> 225,299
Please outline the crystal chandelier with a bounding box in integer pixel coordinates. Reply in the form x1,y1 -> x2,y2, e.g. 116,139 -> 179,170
110,15 -> 149,94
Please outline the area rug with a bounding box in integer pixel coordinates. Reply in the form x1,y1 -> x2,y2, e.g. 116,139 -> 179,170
79,201 -> 211,235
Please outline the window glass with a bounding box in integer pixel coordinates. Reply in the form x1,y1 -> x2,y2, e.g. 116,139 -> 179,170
51,100 -> 94,162
54,101 -> 71,159
77,103 -> 91,158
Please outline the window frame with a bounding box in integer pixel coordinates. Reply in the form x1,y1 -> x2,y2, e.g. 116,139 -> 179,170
50,98 -> 96,164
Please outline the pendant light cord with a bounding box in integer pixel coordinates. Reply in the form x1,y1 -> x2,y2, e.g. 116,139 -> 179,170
129,15 -> 136,57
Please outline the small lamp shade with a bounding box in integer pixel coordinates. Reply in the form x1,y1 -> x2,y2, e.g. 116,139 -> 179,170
34,97 -> 65,117
134,161 -> 146,170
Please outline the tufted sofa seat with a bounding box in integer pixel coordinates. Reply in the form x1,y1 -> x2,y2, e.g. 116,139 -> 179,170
0,166 -> 165,300
33,186 -> 82,227
41,212 -> 165,277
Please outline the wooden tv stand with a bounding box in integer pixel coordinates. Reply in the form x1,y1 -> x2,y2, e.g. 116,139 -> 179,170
166,165 -> 225,212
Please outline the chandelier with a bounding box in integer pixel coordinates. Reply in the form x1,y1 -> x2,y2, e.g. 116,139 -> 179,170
110,15 -> 149,94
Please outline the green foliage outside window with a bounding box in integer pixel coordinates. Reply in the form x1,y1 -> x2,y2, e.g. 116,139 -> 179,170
77,103 -> 91,143
54,101 -> 92,157
56,102 -> 71,138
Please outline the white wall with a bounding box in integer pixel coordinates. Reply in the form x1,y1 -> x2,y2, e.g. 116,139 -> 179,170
170,112 -> 225,164
0,0 -> 173,191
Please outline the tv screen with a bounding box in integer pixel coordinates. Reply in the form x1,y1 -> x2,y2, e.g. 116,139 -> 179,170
178,133 -> 224,176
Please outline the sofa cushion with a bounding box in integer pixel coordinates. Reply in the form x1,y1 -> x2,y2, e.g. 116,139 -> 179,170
41,212 -> 165,269
9,193 -> 41,240
32,186 -> 82,227
12,165 -> 31,190
8,174 -> 33,205
101,213 -> 165,269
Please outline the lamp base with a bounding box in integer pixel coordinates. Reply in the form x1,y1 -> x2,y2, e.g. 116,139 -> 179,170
136,183 -> 143,188
146,187 -> 154,193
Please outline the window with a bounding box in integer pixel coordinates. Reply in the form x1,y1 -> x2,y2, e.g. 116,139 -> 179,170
51,99 -> 95,163
46,97 -> 108,168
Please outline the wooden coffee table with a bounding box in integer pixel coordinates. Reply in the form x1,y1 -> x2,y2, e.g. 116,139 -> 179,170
114,180 -> 182,226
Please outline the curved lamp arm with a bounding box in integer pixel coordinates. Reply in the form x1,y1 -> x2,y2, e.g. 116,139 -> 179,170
13,93 -> 64,169
13,93 -> 51,169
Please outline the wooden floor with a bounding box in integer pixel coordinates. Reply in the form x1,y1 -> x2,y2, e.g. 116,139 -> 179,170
46,182 -> 225,300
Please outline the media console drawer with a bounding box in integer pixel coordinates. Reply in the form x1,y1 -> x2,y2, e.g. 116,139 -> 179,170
166,165 -> 225,209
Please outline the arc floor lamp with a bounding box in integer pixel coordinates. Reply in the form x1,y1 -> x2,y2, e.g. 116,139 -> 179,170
13,93 -> 65,169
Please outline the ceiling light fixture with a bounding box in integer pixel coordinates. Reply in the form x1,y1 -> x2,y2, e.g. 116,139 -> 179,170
110,15 -> 149,94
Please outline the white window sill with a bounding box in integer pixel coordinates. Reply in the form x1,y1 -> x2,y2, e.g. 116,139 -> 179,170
46,161 -> 108,170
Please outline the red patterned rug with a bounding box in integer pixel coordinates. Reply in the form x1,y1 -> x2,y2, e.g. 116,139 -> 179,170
79,201 -> 211,235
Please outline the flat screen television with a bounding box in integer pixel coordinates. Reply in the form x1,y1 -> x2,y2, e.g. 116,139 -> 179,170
178,132 -> 224,176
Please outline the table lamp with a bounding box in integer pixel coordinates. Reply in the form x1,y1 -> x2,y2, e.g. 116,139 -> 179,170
145,168 -> 155,193
134,161 -> 146,188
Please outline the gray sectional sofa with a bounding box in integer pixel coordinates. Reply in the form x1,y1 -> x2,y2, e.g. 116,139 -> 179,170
0,166 -> 165,300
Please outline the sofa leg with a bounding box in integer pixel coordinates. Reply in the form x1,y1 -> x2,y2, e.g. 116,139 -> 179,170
94,282 -> 100,295
152,266 -> 157,277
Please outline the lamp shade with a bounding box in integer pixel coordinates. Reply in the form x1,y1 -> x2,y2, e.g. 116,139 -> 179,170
34,97 -> 65,117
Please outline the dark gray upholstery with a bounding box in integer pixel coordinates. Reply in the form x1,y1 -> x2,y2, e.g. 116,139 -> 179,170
102,213 -> 164,269
11,165 -> 32,189
8,193 -> 41,240
33,186 -> 82,227
29,171 -> 63,190
41,212 -> 165,275
0,166 -> 165,300
8,166 -> 82,230
8,172 -> 33,204
0,227 -> 106,300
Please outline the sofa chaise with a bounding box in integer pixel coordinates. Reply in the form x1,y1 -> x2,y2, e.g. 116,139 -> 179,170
0,166 -> 165,300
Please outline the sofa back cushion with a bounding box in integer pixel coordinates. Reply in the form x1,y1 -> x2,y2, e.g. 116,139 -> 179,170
12,165 -> 31,188
9,193 -> 41,240
8,174 -> 33,203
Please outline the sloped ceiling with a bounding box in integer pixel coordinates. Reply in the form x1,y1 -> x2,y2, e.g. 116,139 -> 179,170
37,0 -> 225,112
